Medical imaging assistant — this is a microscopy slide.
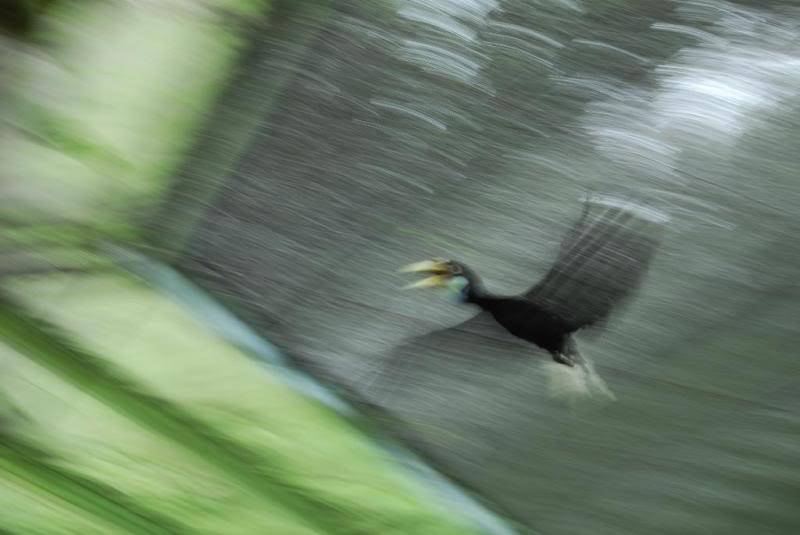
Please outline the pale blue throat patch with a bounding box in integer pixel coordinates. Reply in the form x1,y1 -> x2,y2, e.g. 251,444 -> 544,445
446,275 -> 469,301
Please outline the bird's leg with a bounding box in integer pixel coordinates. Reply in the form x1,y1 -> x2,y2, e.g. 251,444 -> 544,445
552,352 -> 575,367
552,337 -> 582,367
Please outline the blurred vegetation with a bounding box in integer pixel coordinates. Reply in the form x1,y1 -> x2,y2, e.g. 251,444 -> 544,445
0,274 -> 477,533
1,0 -> 273,239
0,1 -> 58,37
0,1 -> 488,533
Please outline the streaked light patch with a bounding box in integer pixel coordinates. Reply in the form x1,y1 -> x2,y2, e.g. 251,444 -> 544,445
370,99 -> 448,131
651,22 -> 729,47
395,0 -> 497,86
582,0 -> 800,189
486,43 -> 555,68
399,40 -> 482,83
585,194 -> 671,223
572,39 -> 651,64
398,8 -> 477,42
488,22 -> 564,48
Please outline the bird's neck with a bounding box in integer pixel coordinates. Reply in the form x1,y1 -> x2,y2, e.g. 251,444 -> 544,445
456,269 -> 498,310
465,287 -> 503,312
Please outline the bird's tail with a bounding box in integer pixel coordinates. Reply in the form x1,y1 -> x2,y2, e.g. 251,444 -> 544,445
544,348 -> 616,404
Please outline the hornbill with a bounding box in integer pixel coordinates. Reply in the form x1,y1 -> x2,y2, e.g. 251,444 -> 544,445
400,194 -> 668,369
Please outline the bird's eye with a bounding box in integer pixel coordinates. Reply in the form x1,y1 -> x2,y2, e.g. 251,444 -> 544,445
449,263 -> 462,275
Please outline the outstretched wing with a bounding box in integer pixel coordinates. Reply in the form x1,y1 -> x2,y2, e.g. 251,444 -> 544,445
526,194 -> 668,330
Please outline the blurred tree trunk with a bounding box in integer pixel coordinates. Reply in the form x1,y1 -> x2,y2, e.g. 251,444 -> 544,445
148,0 -> 335,259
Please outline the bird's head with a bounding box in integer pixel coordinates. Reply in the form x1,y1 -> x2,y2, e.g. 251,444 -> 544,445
400,258 -> 481,302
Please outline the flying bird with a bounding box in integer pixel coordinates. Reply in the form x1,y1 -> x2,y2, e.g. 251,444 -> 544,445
400,194 -> 668,369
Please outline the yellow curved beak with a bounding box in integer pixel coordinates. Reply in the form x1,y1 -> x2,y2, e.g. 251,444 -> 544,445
399,259 -> 451,289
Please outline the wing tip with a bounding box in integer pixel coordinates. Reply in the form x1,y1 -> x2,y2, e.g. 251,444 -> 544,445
582,193 -> 671,224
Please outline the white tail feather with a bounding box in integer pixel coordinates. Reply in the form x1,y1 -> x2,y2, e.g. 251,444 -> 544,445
543,354 -> 616,405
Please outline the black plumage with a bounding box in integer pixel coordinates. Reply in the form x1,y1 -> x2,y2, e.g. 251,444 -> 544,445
402,195 -> 667,366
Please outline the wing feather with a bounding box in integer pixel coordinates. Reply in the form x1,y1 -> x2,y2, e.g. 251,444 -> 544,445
526,194 -> 668,330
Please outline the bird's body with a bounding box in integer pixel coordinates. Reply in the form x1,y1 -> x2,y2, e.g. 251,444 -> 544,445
468,294 -> 577,363
401,194 -> 668,371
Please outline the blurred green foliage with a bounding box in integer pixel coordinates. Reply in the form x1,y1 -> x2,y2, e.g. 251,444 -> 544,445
0,1 -> 486,533
0,272 -> 478,534
1,0 -> 271,241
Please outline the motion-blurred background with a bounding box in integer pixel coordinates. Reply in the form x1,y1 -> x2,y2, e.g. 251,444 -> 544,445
2,1 -> 799,534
